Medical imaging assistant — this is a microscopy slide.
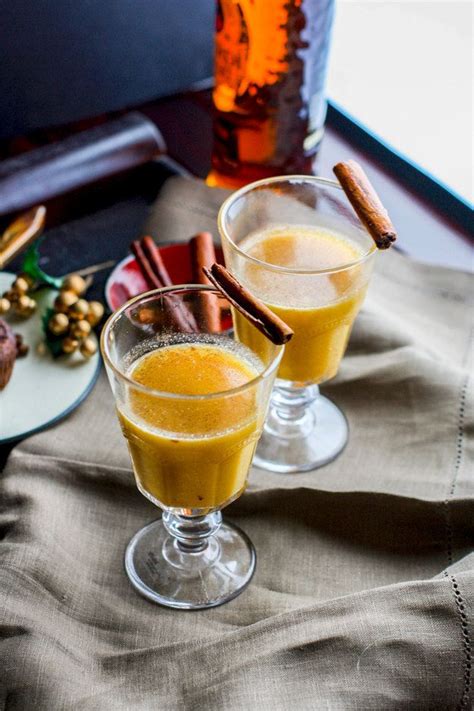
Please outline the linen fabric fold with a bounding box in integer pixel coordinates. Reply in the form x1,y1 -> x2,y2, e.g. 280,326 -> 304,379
0,176 -> 472,709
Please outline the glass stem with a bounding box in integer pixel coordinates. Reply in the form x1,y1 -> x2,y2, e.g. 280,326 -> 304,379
162,511 -> 222,554
265,383 -> 320,438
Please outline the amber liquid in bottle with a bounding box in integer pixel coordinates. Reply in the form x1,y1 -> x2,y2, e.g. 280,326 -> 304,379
208,0 -> 335,188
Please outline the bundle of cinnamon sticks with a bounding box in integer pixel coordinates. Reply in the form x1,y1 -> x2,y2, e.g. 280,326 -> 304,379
130,233 -> 293,345
131,235 -> 197,333
131,232 -> 222,334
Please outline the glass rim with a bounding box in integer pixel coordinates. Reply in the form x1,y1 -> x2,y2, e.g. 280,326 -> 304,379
100,284 -> 284,401
218,174 -> 377,275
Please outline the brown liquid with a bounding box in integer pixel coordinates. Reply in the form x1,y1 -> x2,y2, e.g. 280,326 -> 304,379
209,0 -> 335,188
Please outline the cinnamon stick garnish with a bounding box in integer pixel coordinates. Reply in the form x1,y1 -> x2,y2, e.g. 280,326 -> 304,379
333,160 -> 397,249
203,264 -> 293,346
189,232 -> 221,332
131,238 -> 197,333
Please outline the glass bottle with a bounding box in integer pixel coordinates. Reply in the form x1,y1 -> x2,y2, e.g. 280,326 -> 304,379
208,0 -> 335,188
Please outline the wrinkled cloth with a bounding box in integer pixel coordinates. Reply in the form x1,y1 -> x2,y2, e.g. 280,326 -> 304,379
1,176 -> 473,710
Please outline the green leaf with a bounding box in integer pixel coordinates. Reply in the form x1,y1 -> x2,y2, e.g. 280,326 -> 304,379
22,240 -> 63,289
41,307 -> 55,334
45,338 -> 64,358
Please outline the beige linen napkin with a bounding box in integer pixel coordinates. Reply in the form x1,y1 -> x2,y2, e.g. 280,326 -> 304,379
0,176 -> 473,710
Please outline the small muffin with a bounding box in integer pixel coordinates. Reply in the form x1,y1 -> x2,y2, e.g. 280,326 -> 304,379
0,317 -> 17,390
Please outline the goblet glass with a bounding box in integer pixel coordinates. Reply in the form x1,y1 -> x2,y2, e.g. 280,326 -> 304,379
101,285 -> 282,609
219,175 -> 376,473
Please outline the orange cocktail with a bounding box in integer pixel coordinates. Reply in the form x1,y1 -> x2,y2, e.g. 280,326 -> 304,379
233,226 -> 369,384
119,341 -> 262,510
102,285 -> 282,609
219,175 -> 376,473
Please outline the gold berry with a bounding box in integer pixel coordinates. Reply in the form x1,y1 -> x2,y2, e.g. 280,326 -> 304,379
70,319 -> 91,339
69,298 -> 89,320
12,276 -> 30,294
62,337 -> 79,354
87,301 -> 104,326
14,295 -> 36,317
17,294 -> 30,309
62,274 -> 87,296
48,312 -> 69,336
0,297 -> 10,314
55,290 -> 78,313
18,272 -> 35,288
80,337 -> 98,358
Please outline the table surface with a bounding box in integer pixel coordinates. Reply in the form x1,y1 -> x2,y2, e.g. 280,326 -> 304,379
1,91 -> 472,711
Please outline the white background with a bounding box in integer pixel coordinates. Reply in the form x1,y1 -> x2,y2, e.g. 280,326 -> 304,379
327,0 -> 472,203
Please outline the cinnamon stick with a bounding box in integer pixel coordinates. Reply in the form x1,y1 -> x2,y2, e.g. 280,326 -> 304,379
130,240 -> 161,289
333,160 -> 397,249
142,235 -> 173,287
189,232 -> 221,332
189,232 -> 216,284
131,238 -> 197,333
203,264 -> 293,346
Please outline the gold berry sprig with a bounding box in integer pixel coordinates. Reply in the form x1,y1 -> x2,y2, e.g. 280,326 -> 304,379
0,272 -> 37,318
43,274 -> 104,359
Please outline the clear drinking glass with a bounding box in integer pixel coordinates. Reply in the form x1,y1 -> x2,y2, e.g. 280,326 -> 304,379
101,285 -> 282,609
219,175 -> 376,473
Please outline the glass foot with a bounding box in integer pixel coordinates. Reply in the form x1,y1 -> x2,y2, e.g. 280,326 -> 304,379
253,390 -> 349,473
125,517 -> 256,610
